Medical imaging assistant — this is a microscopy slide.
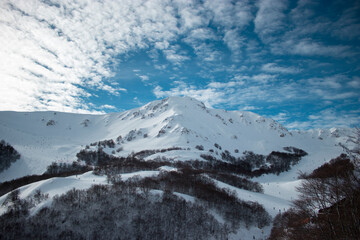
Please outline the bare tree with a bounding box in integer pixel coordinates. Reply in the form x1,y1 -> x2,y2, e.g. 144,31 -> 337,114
270,152 -> 360,240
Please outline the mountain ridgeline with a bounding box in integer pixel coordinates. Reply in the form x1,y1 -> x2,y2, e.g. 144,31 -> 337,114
0,96 -> 351,181
0,96 -> 356,239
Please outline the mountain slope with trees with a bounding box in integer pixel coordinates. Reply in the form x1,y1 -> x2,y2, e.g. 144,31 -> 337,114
0,97 -> 358,239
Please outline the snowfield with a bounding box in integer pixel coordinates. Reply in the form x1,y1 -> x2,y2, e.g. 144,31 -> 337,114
0,96 -> 356,239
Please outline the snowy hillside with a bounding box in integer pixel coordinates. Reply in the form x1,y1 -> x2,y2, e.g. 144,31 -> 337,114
0,96 -> 357,239
0,96 -> 353,182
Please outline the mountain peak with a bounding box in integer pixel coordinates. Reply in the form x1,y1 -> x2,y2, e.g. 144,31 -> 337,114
150,96 -> 206,110
134,96 -> 207,119
0,97 -> 351,181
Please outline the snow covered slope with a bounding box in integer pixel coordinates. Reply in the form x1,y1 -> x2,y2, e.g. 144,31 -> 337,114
0,98 -> 357,239
0,96 -> 354,182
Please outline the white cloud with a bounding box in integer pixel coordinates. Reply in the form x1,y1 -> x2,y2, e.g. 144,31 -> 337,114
285,108 -> 360,130
179,0 -> 254,60
137,75 -> 150,82
288,1 -> 330,38
153,82 -> 226,108
190,43 -> 223,62
271,38 -> 354,58
0,0 -> 180,112
348,77 -> 360,88
203,0 -> 253,58
261,63 -> 301,74
307,75 -> 345,89
239,106 -> 261,111
223,29 -> 244,58
100,84 -> 127,96
290,40 -> 352,57
251,74 -> 277,83
204,0 -> 253,29
303,74 -> 360,102
305,109 -> 360,129
154,41 -> 170,50
311,88 -> 357,101
289,0 -> 317,23
176,1 -> 208,31
323,92 -> 357,100
263,1 -> 359,59
99,104 -> 117,110
183,29 -> 222,62
154,64 -> 167,70
331,3 -> 360,40
207,81 -> 244,88
163,46 -> 190,65
254,0 -> 288,42
187,28 -> 217,41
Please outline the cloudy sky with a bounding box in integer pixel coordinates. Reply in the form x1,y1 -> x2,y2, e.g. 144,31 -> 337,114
1,0 -> 359,129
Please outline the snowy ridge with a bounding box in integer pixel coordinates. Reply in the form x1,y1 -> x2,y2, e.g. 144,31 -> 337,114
0,96 -> 353,182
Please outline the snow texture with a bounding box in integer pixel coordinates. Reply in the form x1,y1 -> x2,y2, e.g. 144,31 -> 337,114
0,96 -> 356,239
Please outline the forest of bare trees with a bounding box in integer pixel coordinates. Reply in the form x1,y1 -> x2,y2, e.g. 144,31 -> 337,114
269,129 -> 360,240
0,168 -> 271,239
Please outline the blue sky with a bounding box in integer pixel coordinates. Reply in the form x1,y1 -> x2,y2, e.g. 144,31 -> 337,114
0,0 -> 359,129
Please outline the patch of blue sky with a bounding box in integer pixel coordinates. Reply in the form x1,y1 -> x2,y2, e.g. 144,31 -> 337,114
0,0 -> 359,129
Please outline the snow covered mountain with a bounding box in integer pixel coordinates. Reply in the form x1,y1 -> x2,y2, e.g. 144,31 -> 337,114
0,96 -> 353,182
1,96 -> 358,239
